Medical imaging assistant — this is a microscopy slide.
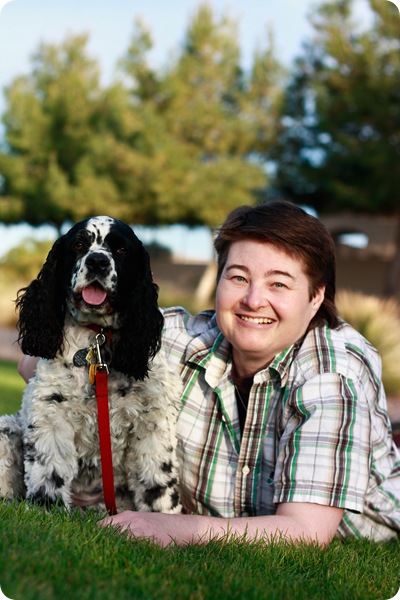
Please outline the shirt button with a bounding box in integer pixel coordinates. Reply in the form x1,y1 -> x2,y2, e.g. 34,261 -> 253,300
242,511 -> 249,517
242,465 -> 250,476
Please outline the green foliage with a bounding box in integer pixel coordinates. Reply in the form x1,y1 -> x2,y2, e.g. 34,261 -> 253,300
0,3 -> 285,230
133,4 -> 284,226
337,290 -> 400,395
273,0 -> 400,212
0,34 -> 157,228
0,236 -> 57,327
0,499 -> 399,600
0,236 -> 54,280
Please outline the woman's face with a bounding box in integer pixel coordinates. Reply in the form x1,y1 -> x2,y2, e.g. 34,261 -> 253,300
215,240 -> 325,377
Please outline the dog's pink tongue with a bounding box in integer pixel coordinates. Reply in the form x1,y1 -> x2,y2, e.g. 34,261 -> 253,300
82,286 -> 107,306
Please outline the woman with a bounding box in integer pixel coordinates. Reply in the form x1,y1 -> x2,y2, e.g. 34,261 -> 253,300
19,201 -> 400,546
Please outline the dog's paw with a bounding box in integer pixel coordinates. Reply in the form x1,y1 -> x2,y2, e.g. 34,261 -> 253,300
27,488 -> 65,510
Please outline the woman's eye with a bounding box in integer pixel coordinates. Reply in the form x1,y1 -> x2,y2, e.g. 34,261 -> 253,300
273,282 -> 285,288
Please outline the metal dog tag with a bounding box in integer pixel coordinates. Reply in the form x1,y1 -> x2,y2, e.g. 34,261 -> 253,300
73,348 -> 90,367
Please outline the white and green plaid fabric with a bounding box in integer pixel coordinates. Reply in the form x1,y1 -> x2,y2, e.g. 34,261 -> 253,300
161,307 -> 400,541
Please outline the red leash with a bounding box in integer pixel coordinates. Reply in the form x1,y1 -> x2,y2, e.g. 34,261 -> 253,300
88,330 -> 117,516
95,368 -> 118,515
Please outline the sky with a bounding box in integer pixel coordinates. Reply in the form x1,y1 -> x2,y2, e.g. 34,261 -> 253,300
0,0 -> 382,260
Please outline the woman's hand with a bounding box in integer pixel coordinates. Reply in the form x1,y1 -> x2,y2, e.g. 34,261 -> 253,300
100,511 -> 215,547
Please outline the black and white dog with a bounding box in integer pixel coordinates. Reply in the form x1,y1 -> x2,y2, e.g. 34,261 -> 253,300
0,216 -> 182,514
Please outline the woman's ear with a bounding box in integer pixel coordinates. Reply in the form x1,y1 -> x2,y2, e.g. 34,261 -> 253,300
311,286 -> 326,314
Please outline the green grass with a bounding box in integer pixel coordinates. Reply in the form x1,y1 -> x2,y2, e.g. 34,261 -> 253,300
0,359 -> 25,415
0,361 -> 399,599
0,500 -> 399,600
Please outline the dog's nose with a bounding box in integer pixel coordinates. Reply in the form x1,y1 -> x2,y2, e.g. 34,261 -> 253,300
85,252 -> 111,274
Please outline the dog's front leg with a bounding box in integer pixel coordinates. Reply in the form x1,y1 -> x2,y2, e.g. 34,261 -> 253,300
23,407 -> 78,510
126,417 -> 182,514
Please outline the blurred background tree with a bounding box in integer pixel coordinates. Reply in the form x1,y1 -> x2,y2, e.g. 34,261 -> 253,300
121,4 -> 284,227
271,0 -> 400,296
0,3 -> 284,232
0,33 -> 159,230
0,238 -> 53,281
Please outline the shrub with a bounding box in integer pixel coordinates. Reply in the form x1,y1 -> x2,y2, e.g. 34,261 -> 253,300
336,290 -> 400,396
0,237 -> 54,281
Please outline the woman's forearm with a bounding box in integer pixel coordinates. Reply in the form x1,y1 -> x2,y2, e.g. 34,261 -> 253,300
18,355 -> 39,382
100,503 -> 344,547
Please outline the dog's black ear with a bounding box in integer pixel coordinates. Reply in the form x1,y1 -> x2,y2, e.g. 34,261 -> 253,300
16,236 -> 67,358
111,245 -> 164,380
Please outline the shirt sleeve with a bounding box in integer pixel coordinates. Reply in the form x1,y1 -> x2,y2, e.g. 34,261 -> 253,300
273,371 -> 371,512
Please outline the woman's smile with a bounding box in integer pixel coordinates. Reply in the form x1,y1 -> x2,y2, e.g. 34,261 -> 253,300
238,315 -> 274,325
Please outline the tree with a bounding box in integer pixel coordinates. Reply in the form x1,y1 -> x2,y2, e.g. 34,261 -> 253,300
0,4 -> 285,237
0,34 -> 158,230
272,0 -> 400,296
121,4 -> 284,227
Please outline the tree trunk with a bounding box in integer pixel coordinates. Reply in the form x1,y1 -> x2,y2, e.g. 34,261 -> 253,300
193,259 -> 217,312
384,211 -> 400,298
192,227 -> 217,311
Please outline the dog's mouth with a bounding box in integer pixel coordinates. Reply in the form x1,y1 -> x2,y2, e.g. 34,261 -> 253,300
81,284 -> 108,306
67,281 -> 118,327
75,282 -> 114,310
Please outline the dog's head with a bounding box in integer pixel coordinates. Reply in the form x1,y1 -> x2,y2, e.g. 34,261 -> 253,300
65,216 -> 144,326
16,216 -> 164,379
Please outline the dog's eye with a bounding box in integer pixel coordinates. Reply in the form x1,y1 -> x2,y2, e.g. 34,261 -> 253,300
116,246 -> 127,255
73,242 -> 84,252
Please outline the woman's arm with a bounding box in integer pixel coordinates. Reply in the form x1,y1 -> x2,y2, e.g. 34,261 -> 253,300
18,355 -> 39,382
100,502 -> 344,547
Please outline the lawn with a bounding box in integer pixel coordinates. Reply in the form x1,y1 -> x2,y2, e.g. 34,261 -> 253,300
0,500 -> 399,600
0,360 -> 399,600
0,359 -> 25,415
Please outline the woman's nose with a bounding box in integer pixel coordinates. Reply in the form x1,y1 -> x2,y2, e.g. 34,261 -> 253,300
242,283 -> 268,310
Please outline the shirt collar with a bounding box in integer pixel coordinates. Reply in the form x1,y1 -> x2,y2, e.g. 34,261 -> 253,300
184,313 -> 305,389
266,341 -> 303,387
184,315 -> 232,388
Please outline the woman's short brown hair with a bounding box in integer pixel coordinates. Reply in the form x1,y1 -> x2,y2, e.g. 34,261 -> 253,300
213,200 -> 339,329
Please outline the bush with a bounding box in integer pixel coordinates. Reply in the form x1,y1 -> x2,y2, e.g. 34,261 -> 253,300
336,290 -> 400,396
0,237 -> 54,281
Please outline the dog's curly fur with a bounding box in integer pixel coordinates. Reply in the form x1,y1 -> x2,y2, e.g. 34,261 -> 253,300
0,216 -> 182,513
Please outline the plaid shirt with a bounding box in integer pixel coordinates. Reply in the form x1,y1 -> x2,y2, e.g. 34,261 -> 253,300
161,307 -> 400,541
